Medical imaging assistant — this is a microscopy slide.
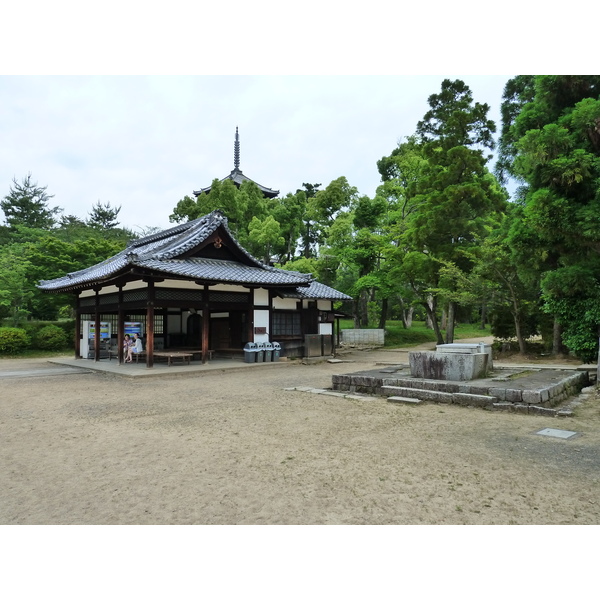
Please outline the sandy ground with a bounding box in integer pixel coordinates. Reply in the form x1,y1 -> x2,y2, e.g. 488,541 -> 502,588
1,339 -> 600,525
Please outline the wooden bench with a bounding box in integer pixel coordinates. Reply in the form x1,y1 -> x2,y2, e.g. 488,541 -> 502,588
153,351 -> 192,366
108,348 -> 146,363
170,348 -> 215,361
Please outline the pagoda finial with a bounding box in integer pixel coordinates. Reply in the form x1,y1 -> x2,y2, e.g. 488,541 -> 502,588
234,126 -> 240,171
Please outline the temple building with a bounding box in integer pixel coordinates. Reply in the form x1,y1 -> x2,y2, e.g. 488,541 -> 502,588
194,127 -> 279,199
38,210 -> 351,367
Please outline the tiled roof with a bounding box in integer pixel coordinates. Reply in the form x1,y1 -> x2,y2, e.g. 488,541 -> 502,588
278,281 -> 352,300
37,210 -> 351,300
140,258 -> 313,286
195,168 -> 279,198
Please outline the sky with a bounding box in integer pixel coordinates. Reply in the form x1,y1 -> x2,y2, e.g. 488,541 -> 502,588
0,74 -> 513,233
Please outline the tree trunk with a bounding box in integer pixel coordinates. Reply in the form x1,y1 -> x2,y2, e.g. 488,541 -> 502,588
480,302 -> 487,330
403,306 -> 414,329
505,277 -> 526,354
359,290 -> 369,328
353,298 -> 360,328
423,298 -> 443,345
378,297 -> 388,330
552,318 -> 563,356
514,313 -> 527,354
445,301 -> 456,344
304,222 -> 311,258
425,295 -> 435,330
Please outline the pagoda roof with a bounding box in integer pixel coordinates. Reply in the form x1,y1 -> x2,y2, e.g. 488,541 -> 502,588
37,210 -> 351,301
194,167 -> 279,198
193,127 -> 279,199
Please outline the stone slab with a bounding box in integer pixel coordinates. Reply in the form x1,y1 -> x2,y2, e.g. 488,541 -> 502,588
536,428 -> 578,439
387,396 -> 422,404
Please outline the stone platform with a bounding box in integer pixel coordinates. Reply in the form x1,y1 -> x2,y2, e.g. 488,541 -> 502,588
331,364 -> 593,416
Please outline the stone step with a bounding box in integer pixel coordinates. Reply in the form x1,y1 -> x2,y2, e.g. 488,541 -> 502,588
381,385 -> 453,403
382,385 -> 496,407
387,396 -> 422,405
452,392 -> 496,407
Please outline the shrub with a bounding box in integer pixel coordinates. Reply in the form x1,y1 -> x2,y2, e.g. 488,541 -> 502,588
0,327 -> 30,354
35,324 -> 69,351
21,320 -> 75,350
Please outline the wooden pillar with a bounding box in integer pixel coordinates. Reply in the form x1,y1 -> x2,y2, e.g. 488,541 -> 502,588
94,290 -> 101,362
202,284 -> 209,364
248,288 -> 255,343
74,294 -> 81,359
146,280 -> 155,368
117,285 -> 124,365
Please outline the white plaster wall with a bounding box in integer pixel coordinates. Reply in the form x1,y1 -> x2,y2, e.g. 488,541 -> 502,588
155,280 -> 202,290
319,323 -> 333,335
209,283 -> 248,293
254,288 -> 269,306
272,297 -> 297,310
121,280 -> 149,291
317,300 -> 332,311
253,309 -> 270,342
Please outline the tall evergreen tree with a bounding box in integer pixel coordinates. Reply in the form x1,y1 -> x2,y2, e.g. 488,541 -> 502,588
502,76 -> 600,361
1,174 -> 61,229
402,79 -> 507,343
87,201 -> 121,230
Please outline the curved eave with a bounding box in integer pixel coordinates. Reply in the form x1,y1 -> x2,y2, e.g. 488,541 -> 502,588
194,169 -> 279,198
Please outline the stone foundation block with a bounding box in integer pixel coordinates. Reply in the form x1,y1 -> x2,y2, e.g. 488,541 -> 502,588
492,388 -> 507,401
522,390 -> 543,404
452,393 -> 495,407
505,389 -> 523,402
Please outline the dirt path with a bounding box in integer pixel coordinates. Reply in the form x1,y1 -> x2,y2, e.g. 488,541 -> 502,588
1,344 -> 599,524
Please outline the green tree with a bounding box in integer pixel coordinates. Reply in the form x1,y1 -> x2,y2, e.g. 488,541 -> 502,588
247,215 -> 285,264
0,246 -> 33,326
1,174 -> 61,229
87,201 -> 122,230
297,183 -> 321,258
169,179 -> 268,247
270,191 -> 305,263
403,79 -> 508,343
502,76 -> 600,361
376,137 -> 430,329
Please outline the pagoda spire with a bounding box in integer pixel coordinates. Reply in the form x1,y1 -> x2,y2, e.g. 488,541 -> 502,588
234,126 -> 240,171
193,127 -> 279,198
